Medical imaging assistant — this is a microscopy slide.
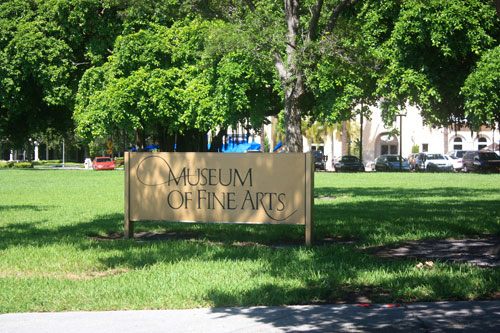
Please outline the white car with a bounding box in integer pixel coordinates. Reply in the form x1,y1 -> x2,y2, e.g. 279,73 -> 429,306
416,153 -> 453,172
445,154 -> 463,172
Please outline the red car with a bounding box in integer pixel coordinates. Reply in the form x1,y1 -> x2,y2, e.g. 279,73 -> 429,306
92,157 -> 115,170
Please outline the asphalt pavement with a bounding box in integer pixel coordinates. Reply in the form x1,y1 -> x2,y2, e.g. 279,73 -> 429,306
1,301 -> 500,332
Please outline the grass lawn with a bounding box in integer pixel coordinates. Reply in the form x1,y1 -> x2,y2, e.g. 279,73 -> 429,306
0,169 -> 499,313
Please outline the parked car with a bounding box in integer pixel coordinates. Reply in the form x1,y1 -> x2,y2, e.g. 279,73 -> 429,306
374,154 -> 410,171
334,155 -> 364,172
447,150 -> 469,172
314,150 -> 326,171
92,157 -> 115,170
365,160 -> 376,171
445,154 -> 462,172
414,153 -> 453,172
462,151 -> 500,173
407,153 -> 419,171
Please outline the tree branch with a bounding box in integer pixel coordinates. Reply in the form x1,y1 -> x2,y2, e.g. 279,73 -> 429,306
493,0 -> 500,19
190,0 -> 225,21
273,51 -> 288,84
307,0 -> 324,42
244,0 -> 256,12
323,0 -> 361,36
72,61 -> 90,67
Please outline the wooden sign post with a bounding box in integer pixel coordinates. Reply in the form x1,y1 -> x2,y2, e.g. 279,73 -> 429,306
124,152 -> 314,245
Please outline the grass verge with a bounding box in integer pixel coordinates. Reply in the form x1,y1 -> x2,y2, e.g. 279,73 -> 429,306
0,170 -> 499,313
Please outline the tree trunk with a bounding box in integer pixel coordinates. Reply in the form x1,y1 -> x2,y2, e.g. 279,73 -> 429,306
135,129 -> 146,152
176,129 -> 208,152
275,0 -> 303,153
341,121 -> 348,155
209,128 -> 227,152
494,0 -> 500,19
283,91 -> 304,152
158,126 -> 174,152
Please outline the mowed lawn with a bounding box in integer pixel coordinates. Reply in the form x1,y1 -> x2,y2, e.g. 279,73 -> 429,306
1,169 -> 499,313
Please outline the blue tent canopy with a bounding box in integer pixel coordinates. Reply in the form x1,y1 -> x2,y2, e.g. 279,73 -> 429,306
222,141 -> 261,153
130,144 -> 159,152
273,141 -> 282,152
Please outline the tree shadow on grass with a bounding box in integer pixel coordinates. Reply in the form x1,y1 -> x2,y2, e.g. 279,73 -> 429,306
314,186 -> 500,245
0,213 -> 124,249
2,185 -> 500,308
0,204 -> 55,212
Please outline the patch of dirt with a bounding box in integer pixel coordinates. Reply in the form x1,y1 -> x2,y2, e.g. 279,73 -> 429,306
366,237 -> 500,267
88,231 -> 201,242
89,231 -> 500,268
89,231 -> 358,247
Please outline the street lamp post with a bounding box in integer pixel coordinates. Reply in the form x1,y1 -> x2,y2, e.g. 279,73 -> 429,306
359,104 -> 364,165
396,113 -> 406,170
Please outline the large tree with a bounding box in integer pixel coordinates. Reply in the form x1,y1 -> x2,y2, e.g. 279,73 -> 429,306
0,0 -> 183,148
461,1 -> 500,130
74,18 -> 279,151
193,0 -> 379,152
372,0 -> 500,128
0,0 -> 134,149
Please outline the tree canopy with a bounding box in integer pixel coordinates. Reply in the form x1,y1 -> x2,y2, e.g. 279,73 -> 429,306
372,0 -> 500,129
2,0 -> 500,153
194,0 -> 380,151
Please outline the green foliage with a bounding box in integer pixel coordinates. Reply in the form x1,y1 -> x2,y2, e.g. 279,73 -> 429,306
0,161 -> 33,168
74,21 -> 209,144
0,0 -> 129,146
462,45 -> 500,129
0,161 -> 14,168
412,145 -> 420,153
3,0 -> 500,150
114,157 -> 124,167
11,162 -> 33,169
74,18 -> 279,148
373,0 -> 500,126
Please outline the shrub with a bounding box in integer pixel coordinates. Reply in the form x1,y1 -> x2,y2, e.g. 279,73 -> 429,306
114,157 -> 124,167
12,162 -> 33,169
0,161 -> 14,168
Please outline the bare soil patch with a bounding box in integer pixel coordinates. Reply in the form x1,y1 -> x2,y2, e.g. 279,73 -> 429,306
89,232 -> 500,267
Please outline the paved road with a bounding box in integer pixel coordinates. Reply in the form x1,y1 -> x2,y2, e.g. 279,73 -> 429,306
1,301 -> 500,332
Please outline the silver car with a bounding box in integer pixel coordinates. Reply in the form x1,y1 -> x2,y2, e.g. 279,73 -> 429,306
416,153 -> 453,172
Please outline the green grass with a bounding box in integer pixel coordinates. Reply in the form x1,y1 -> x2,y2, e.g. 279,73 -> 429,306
0,170 -> 499,313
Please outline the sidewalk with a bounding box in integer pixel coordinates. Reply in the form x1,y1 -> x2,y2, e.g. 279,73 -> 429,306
1,301 -> 500,332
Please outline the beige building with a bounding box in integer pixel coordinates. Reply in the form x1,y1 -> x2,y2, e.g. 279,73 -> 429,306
301,104 -> 499,170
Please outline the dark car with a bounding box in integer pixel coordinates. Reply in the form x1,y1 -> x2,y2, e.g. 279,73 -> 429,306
334,155 -> 364,172
462,151 -> 500,173
374,154 -> 410,171
314,150 -> 326,171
